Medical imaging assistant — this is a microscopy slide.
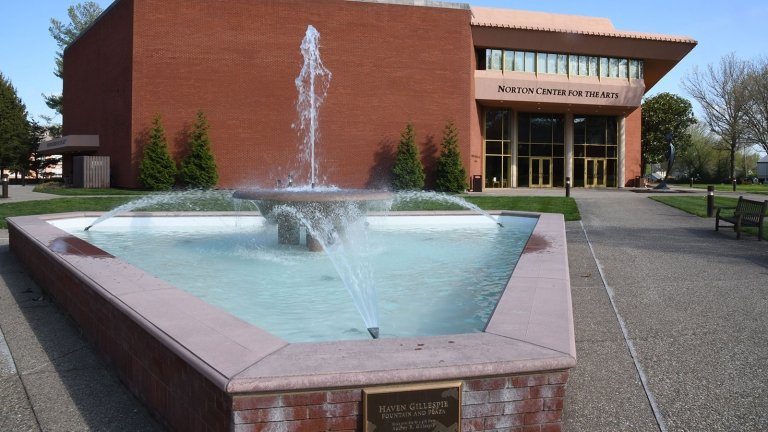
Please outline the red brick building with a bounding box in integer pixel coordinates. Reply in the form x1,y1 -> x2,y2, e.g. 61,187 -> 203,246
50,0 -> 695,190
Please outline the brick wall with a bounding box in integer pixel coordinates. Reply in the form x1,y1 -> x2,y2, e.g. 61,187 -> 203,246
8,225 -> 231,432
231,371 -> 568,432
66,0 -> 473,189
624,107 -> 642,186
63,0 -> 134,185
461,372 -> 568,432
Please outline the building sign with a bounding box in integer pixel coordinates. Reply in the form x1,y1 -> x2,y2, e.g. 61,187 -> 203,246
496,85 -> 619,100
37,135 -> 100,154
363,382 -> 462,432
474,72 -> 645,107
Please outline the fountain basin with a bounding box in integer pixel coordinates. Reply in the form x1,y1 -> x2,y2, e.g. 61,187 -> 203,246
8,211 -> 575,431
233,188 -> 393,251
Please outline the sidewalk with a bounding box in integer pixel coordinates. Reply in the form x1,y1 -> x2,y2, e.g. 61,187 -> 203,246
1,187 -> 767,431
564,189 -> 768,431
0,185 -> 63,203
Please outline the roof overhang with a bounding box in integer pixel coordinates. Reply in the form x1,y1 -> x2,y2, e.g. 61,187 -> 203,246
38,135 -> 99,155
470,7 -> 697,91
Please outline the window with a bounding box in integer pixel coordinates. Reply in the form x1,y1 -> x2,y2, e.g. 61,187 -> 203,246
537,52 -> 546,73
557,54 -> 567,75
629,60 -> 639,79
578,56 -> 587,75
569,55 -> 578,76
524,52 -> 535,72
504,50 -> 514,71
514,51 -> 524,71
609,58 -> 619,77
599,58 -> 609,77
547,53 -> 557,74
486,49 -> 503,70
618,58 -> 628,78
478,48 -> 643,81
589,57 -> 598,76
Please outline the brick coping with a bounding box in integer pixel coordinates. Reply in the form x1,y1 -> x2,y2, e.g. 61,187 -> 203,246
7,211 -> 574,395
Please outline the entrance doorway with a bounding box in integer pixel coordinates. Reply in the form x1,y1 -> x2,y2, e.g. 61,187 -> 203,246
585,158 -> 606,187
530,157 -> 552,187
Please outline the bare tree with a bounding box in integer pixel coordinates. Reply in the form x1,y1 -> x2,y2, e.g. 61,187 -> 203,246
744,56 -> 768,155
682,53 -> 751,182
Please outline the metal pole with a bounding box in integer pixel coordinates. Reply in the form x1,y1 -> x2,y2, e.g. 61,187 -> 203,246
565,177 -> 571,198
707,185 -> 715,217
732,178 -> 737,192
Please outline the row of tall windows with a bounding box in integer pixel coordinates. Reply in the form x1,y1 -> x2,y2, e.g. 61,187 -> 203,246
480,49 -> 644,79
483,111 -> 619,188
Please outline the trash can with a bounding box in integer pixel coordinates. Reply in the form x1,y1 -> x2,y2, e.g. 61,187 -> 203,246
471,175 -> 483,192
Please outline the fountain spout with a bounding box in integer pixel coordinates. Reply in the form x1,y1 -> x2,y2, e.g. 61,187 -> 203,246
367,327 -> 379,339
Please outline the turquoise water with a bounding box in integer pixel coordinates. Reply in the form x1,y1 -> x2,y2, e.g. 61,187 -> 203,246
56,215 -> 536,342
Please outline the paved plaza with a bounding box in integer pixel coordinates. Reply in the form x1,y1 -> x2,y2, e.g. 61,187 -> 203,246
0,185 -> 767,431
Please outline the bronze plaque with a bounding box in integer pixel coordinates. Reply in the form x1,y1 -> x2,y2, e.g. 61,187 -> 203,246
363,382 -> 462,432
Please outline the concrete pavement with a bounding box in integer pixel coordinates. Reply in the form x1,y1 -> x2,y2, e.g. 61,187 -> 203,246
0,184 -> 66,203
1,186 -> 767,430
0,185 -> 163,431
563,188 -> 768,431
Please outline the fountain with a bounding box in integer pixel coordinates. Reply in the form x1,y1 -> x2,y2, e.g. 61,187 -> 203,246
233,25 -> 398,338
6,22 -> 574,432
233,26 -> 391,253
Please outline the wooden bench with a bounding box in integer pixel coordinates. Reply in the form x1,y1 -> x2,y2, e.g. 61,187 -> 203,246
715,196 -> 768,240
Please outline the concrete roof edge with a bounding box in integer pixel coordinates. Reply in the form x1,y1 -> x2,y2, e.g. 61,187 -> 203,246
347,0 -> 470,10
471,22 -> 697,44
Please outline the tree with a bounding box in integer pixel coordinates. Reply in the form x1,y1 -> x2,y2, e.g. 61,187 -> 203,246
435,121 -> 467,193
139,115 -> 177,190
14,120 -> 61,184
391,123 -> 424,191
0,72 -> 30,177
744,57 -> 768,155
45,2 -> 103,115
641,92 -> 696,176
180,111 -> 218,189
676,123 -> 719,182
682,53 -> 751,183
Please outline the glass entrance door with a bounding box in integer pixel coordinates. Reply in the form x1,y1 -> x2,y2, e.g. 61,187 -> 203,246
585,158 -> 606,187
530,157 -> 552,187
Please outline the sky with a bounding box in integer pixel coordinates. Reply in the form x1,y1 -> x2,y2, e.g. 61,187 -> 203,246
1,0 -> 766,125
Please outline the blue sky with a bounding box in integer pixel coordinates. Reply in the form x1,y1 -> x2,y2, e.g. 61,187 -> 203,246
1,0 -> 766,123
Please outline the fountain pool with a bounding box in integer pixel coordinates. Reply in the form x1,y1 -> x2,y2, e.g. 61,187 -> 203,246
52,213 -> 536,342
8,210 -> 573,431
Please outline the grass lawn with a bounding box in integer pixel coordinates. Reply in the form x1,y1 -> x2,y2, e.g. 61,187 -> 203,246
32,184 -> 148,196
0,197 -> 135,229
0,193 -> 580,229
651,195 -> 767,240
391,195 -> 581,221
688,183 -> 768,195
